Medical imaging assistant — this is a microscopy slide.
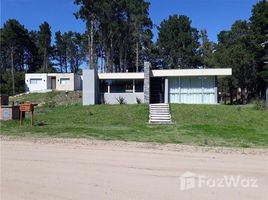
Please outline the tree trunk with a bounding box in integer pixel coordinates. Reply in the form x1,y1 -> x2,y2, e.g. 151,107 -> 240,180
119,50 -> 123,72
11,46 -> 15,95
109,39 -> 113,72
105,47 -> 109,73
124,51 -> 127,72
65,51 -> 68,73
43,48 -> 46,72
229,86 -> 233,105
135,42 -> 139,72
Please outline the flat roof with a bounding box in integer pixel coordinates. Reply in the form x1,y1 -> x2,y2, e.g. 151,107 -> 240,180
151,68 -> 232,77
97,68 -> 232,79
98,72 -> 144,80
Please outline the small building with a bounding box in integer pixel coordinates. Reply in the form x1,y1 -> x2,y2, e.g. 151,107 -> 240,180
83,62 -> 232,105
25,73 -> 82,93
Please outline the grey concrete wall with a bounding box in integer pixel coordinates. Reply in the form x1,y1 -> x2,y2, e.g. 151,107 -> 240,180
144,62 -> 151,104
102,93 -> 144,104
74,74 -> 82,90
83,69 -> 97,105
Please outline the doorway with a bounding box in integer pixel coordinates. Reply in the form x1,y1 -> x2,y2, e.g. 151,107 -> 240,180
150,77 -> 164,104
51,77 -> 56,90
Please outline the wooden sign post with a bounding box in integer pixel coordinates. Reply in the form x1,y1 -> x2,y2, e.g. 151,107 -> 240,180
19,103 -> 37,127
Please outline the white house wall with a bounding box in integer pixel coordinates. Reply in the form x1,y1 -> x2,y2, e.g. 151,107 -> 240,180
169,76 -> 216,104
55,74 -> 75,91
25,74 -> 48,92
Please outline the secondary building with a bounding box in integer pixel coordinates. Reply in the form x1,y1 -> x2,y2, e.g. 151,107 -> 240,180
83,62 -> 232,105
25,73 -> 82,93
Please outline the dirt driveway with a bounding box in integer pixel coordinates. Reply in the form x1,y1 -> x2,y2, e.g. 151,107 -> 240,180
1,137 -> 267,200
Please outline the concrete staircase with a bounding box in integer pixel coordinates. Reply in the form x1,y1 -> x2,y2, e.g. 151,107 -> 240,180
149,103 -> 172,124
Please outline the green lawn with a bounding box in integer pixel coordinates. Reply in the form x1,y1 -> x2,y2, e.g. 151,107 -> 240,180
1,102 -> 268,148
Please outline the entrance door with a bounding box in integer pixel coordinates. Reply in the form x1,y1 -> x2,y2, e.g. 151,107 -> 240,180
150,77 -> 164,104
51,77 -> 56,90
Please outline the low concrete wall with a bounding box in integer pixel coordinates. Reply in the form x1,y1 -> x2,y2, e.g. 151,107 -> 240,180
102,93 -> 144,104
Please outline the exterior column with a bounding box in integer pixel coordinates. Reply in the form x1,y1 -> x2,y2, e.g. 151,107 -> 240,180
164,78 -> 169,104
144,61 -> 151,104
83,69 -> 98,105
214,76 -> 218,104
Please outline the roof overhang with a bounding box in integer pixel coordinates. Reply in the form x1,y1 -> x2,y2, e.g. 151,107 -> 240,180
151,68 -> 232,77
98,72 -> 144,80
96,68 -> 232,80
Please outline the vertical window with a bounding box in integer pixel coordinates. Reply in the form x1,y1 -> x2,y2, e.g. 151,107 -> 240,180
100,80 -> 109,93
135,80 -> 144,92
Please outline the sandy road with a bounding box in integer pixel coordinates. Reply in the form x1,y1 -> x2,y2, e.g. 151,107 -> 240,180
1,138 -> 268,200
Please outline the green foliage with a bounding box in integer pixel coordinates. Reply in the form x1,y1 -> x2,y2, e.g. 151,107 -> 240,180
253,99 -> 266,110
38,21 -> 52,72
74,0 -> 152,72
200,29 -> 216,67
116,96 -> 126,104
0,70 -> 25,95
157,15 -> 201,68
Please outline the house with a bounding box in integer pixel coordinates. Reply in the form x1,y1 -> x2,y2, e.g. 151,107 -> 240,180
82,62 -> 232,105
25,73 -> 82,93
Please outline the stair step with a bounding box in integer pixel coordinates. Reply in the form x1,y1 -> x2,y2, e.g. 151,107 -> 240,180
149,104 -> 173,124
150,113 -> 170,115
150,120 -> 171,124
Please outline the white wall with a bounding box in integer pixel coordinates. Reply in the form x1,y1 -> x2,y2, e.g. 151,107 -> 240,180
55,73 -> 75,91
169,76 -> 216,104
102,93 -> 144,104
25,74 -> 48,92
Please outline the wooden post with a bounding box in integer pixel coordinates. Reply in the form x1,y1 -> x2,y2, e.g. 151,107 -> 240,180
20,110 -> 22,127
31,110 -> 33,127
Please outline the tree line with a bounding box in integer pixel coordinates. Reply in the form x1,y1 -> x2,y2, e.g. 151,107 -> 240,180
1,0 -> 267,104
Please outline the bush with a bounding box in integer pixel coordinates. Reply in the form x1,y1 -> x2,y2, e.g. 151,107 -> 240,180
253,100 -> 266,110
116,96 -> 126,104
136,97 -> 142,104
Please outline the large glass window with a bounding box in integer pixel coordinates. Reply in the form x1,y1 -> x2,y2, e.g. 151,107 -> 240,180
110,80 -> 133,93
100,80 -> 109,93
30,78 -> 42,84
135,80 -> 144,92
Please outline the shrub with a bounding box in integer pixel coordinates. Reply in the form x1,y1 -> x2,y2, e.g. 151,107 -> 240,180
116,96 -> 126,104
253,100 -> 266,110
136,97 -> 142,104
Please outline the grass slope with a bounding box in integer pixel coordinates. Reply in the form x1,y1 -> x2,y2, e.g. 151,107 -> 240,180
1,102 -> 268,148
10,91 -> 82,106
